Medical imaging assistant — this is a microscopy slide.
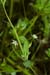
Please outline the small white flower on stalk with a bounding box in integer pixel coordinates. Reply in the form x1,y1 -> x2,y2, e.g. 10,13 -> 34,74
32,34 -> 38,39
11,40 -> 18,46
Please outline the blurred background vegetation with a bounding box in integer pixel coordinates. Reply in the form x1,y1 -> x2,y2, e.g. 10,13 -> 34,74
0,0 -> 50,75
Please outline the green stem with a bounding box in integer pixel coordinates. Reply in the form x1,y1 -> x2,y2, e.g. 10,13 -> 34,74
30,67 -> 38,75
35,57 -> 48,62
22,0 -> 26,18
3,6 -> 22,51
23,16 -> 38,36
31,41 -> 41,60
6,58 -> 32,75
7,0 -> 14,27
9,0 -> 14,19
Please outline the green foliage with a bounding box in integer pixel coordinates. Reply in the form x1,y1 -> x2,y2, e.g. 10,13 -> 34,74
42,16 -> 50,38
32,0 -> 50,39
34,0 -> 47,10
1,63 -> 15,72
0,0 -> 50,75
15,18 -> 29,31
23,60 -> 33,68
19,36 -> 30,61
32,0 -> 50,15
0,32 -> 3,37
45,48 -> 50,58
10,18 -> 29,37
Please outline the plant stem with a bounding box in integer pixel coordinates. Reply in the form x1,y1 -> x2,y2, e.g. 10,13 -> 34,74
7,0 -> 14,27
23,16 -> 38,36
30,67 -> 38,75
9,0 -> 14,19
22,0 -> 26,18
6,58 -> 32,75
31,41 -> 41,60
3,6 -> 23,51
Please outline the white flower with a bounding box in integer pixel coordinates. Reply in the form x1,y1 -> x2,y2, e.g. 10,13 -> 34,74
32,34 -> 38,39
11,40 -> 18,46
